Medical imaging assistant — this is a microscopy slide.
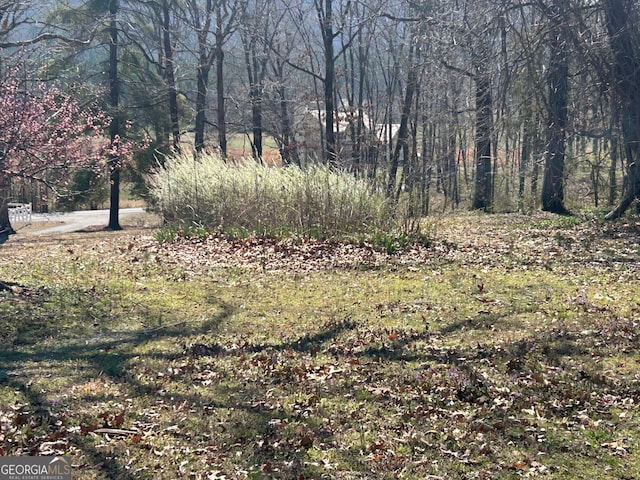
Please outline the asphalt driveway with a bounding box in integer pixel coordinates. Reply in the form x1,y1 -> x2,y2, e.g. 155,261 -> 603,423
29,208 -> 146,234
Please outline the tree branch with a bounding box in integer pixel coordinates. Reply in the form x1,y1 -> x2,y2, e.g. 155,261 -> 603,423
0,32 -> 93,49
440,59 -> 474,78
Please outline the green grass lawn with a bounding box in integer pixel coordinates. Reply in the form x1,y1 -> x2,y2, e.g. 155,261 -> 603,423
1,212 -> 639,479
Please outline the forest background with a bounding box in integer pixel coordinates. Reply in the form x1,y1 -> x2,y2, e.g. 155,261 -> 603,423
2,0 -> 640,229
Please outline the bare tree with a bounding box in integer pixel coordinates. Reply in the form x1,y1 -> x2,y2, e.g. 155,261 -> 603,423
539,0 -> 571,214
267,24 -> 301,166
602,0 -> 640,219
185,0 -> 243,157
283,0 -> 372,165
471,39 -> 496,211
240,0 -> 271,161
106,0 -> 123,230
315,0 -> 339,165
439,0 -> 501,211
160,0 -> 182,152
387,38 -> 422,197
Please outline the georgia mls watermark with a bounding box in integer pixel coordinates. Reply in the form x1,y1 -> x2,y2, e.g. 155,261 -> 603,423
0,457 -> 72,480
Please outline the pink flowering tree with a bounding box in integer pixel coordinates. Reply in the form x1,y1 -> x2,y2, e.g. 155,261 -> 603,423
0,76 -> 131,235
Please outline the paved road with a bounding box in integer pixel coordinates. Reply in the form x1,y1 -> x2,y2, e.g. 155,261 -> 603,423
30,208 -> 146,235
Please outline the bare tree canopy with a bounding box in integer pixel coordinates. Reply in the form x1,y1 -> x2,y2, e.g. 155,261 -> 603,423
1,0 -> 639,219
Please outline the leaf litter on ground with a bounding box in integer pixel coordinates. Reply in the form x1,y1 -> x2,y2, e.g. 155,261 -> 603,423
0,212 -> 639,479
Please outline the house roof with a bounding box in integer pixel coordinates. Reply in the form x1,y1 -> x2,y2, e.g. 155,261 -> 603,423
304,109 -> 400,141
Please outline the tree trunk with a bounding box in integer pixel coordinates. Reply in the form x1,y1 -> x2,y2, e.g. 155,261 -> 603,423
519,97 -> 533,211
591,138 -> 601,208
243,37 -> 266,162
193,2 -> 213,157
250,86 -> 263,161
387,43 -> 417,197
194,56 -> 210,155
107,0 -> 122,231
608,137 -> 619,207
318,0 -> 337,165
541,1 -> 569,215
421,120 -> 434,216
603,0 -> 640,219
162,0 -> 181,153
270,51 -> 298,166
215,29 -> 227,159
0,173 -> 14,235
345,34 -> 357,169
472,70 -> 494,211
405,87 -> 421,201
355,37 -> 367,172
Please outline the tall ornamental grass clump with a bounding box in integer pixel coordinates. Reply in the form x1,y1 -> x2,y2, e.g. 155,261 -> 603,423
150,153 -> 397,239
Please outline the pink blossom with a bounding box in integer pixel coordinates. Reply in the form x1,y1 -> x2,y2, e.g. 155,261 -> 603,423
0,74 -> 140,183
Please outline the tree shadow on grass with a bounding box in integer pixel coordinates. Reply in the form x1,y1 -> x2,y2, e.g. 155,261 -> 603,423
2,281 -> 638,479
438,311 -> 512,335
193,314 -> 640,477
1,274 -> 325,476
0,285 -> 236,478
184,316 -> 358,358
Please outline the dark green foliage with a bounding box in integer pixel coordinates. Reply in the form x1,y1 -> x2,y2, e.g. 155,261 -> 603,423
56,169 -> 109,211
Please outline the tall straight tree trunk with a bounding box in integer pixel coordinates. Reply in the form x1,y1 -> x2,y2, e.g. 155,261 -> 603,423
192,2 -> 213,156
162,0 -> 181,153
250,84 -> 263,161
421,120 -> 434,215
249,53 -> 265,162
355,35 -> 367,172
518,139 -> 529,209
355,69 -> 366,171
603,0 -> 640,219
271,53 -> 298,166
278,83 -> 298,166
402,84 -> 422,214
541,0 -> 569,214
345,32 -> 358,169
529,110 -> 543,208
107,0 -> 122,230
243,38 -> 266,161
215,27 -> 227,158
318,0 -> 337,165
519,96 -> 534,211
194,57 -> 210,155
387,43 -> 417,197
472,70 -> 494,211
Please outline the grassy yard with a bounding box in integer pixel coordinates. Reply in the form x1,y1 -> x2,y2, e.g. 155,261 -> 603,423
0,212 -> 639,479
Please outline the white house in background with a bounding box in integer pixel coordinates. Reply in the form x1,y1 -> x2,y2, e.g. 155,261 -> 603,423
292,107 -> 400,165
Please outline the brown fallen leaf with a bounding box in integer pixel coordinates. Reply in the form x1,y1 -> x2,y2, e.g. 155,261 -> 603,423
601,441 -> 630,456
